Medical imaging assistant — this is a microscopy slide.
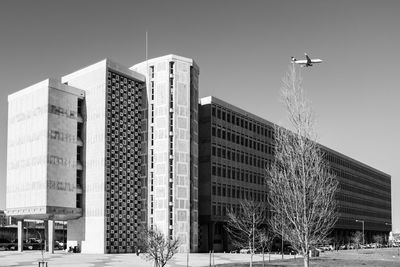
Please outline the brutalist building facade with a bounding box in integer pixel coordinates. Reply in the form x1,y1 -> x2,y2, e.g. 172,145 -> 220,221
7,55 -> 391,254
198,96 -> 391,252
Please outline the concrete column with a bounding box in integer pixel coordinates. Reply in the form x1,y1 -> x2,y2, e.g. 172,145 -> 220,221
208,222 -> 215,252
17,219 -> 24,252
48,219 -> 55,254
44,220 -> 48,251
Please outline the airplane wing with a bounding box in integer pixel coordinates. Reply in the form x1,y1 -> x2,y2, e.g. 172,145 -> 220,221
305,54 -> 311,64
311,59 -> 323,63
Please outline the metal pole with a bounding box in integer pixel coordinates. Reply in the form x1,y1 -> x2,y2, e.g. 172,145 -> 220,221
63,221 -> 66,250
356,220 -> 365,246
362,221 -> 364,245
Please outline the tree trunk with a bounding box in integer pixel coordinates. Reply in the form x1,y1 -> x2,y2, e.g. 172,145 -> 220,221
262,249 -> 265,267
303,253 -> 309,267
269,252 -> 271,262
249,240 -> 253,267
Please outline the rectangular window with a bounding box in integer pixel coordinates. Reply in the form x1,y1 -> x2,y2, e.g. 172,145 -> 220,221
76,194 -> 82,208
76,170 -> 82,187
150,66 -> 154,78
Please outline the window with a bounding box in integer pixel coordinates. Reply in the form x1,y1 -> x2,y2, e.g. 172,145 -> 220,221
150,66 -> 154,78
77,99 -> 84,115
76,170 -> 82,187
77,146 -> 83,162
76,194 -> 82,208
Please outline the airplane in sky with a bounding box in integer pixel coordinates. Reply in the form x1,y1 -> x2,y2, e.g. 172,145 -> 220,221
291,53 -> 323,67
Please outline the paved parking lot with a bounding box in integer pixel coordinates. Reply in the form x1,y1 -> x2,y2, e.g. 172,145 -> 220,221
0,251 -> 293,267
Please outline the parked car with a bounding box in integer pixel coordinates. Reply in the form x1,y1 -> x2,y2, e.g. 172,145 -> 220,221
7,244 -> 16,250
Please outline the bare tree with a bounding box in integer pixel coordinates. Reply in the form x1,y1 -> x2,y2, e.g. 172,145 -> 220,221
138,227 -> 180,267
266,64 -> 338,267
225,200 -> 266,267
351,231 -> 363,250
257,227 -> 275,266
373,234 -> 384,248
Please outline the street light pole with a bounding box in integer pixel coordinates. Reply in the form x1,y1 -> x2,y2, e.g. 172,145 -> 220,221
356,220 -> 365,245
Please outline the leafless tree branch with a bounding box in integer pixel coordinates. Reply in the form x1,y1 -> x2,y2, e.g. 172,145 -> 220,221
267,64 -> 339,267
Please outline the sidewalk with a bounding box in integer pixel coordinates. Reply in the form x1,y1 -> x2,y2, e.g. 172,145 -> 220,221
0,251 -> 296,267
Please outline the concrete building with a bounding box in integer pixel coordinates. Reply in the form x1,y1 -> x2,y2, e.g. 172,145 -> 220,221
6,60 -> 146,254
198,96 -> 391,251
6,55 -> 391,254
61,59 -> 146,253
131,55 -> 200,252
0,210 -> 8,226
6,79 -> 85,252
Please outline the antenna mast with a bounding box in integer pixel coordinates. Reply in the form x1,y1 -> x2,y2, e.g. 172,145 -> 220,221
146,31 -> 149,80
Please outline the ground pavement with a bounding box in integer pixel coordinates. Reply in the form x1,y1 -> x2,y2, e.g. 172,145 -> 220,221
0,251 -> 294,267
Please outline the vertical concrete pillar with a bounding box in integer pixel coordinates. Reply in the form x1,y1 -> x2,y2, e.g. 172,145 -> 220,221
17,219 -> 24,252
48,220 -> 55,254
208,222 -> 215,252
44,220 -> 48,251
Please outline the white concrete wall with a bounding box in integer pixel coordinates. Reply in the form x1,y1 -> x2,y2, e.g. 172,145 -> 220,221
131,55 -> 198,252
47,87 -> 78,208
7,81 -> 49,215
62,63 -> 107,253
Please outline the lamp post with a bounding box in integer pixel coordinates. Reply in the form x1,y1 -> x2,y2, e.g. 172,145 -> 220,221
355,220 -> 365,245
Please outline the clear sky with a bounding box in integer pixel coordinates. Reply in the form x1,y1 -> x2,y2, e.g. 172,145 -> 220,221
1,0 -> 399,231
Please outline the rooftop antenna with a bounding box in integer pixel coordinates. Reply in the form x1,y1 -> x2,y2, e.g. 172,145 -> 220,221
146,31 -> 149,80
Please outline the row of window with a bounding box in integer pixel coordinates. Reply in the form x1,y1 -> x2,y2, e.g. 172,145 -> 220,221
168,61 -> 175,237
339,183 -> 391,202
333,167 -> 390,193
211,201 -> 265,217
211,105 -> 274,138
212,144 -> 272,169
340,206 -> 391,219
212,125 -> 274,153
326,152 -> 390,185
337,193 -> 390,210
212,164 -> 266,185
212,183 -> 266,201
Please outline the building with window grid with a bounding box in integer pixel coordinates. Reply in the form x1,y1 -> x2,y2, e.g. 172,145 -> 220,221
198,96 -> 391,252
61,59 -> 146,253
6,55 -> 391,254
130,55 -> 200,252
6,79 -> 85,252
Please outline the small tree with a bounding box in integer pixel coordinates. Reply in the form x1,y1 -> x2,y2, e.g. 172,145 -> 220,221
257,228 -> 275,266
373,234 -> 384,248
36,231 -> 45,263
351,231 -> 363,250
225,200 -> 265,267
267,64 -> 338,267
138,227 -> 180,267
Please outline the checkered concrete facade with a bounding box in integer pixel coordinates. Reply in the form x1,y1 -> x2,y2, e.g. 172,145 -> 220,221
61,59 -> 146,253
